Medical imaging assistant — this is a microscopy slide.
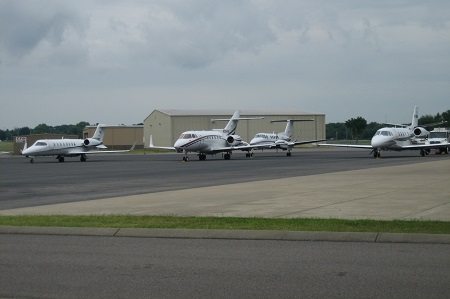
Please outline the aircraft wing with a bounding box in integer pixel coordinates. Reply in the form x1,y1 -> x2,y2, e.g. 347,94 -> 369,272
70,142 -> 136,154
149,135 -> 176,151
292,139 -> 327,146
318,143 -> 449,150
317,143 -> 374,149
235,140 -> 326,151
209,144 -> 268,152
400,143 -> 449,150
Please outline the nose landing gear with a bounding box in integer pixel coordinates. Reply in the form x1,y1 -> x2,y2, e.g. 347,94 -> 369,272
372,148 -> 381,158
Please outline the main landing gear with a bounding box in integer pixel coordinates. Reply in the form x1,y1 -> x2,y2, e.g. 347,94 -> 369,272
420,149 -> 429,157
80,154 -> 87,162
57,156 -> 65,163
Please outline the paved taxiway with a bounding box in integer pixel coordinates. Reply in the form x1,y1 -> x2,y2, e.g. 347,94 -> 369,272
2,149 -> 449,299
1,148 -> 449,220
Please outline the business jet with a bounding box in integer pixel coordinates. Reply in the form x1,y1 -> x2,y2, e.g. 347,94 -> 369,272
246,119 -> 326,156
150,110 -> 263,161
318,106 -> 447,158
21,124 -> 135,163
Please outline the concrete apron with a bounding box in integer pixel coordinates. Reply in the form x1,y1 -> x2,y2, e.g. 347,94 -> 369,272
1,159 -> 449,221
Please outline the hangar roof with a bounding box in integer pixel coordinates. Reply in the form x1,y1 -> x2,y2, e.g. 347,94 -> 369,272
156,109 -> 324,116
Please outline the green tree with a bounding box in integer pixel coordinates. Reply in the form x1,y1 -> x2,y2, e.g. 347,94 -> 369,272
419,114 -> 435,126
325,122 -> 347,140
33,123 -> 52,134
442,110 -> 450,126
345,117 -> 367,143
361,122 -> 383,140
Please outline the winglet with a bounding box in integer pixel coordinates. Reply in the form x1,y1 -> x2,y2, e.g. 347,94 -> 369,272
150,135 -> 154,147
130,141 -> 136,151
21,142 -> 28,154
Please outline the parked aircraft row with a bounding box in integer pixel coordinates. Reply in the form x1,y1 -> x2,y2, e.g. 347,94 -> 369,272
150,110 -> 325,161
21,106 -> 448,163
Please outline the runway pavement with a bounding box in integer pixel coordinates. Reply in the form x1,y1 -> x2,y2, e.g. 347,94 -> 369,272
1,151 -> 449,221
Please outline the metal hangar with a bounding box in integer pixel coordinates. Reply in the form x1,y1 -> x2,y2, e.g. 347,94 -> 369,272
143,109 -> 325,148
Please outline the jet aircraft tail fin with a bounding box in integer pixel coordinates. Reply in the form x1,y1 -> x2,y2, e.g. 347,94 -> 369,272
223,110 -> 240,135
92,124 -> 106,141
411,105 -> 419,129
271,119 -> 314,139
212,111 -> 264,135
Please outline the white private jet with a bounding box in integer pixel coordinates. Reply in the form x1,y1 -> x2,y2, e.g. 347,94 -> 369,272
318,106 -> 447,158
150,110 -> 263,161
246,119 -> 326,157
21,124 -> 135,163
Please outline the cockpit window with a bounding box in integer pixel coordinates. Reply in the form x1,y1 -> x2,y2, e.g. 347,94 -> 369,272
179,133 -> 196,139
34,141 -> 48,146
376,130 -> 391,136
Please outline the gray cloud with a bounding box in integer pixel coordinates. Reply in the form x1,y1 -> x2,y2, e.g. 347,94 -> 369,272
0,0 -> 449,128
130,0 -> 276,69
0,0 -> 87,65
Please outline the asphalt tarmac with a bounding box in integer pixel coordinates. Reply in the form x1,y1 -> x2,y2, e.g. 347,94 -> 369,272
1,148 -> 449,220
2,149 -> 449,299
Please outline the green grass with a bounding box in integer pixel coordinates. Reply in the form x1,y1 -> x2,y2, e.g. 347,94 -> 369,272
0,216 -> 448,234
0,141 -> 13,151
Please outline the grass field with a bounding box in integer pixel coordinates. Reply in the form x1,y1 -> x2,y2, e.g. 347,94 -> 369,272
0,141 -> 13,152
0,216 -> 448,234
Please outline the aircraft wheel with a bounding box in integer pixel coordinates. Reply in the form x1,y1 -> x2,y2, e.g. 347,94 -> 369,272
287,152 -> 292,157
183,156 -> 189,162
224,153 -> 231,160
30,158 -> 34,164
420,149 -> 425,157
80,155 -> 87,162
58,156 -> 65,162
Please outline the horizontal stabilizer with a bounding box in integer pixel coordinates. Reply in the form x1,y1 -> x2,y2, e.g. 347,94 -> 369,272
271,119 -> 314,123
212,117 -> 264,121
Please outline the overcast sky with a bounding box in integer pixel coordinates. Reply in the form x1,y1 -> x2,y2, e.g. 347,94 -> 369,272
1,0 -> 449,129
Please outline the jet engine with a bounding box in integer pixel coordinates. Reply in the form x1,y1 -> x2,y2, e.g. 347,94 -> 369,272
226,135 -> 243,146
83,138 -> 102,146
413,127 -> 429,138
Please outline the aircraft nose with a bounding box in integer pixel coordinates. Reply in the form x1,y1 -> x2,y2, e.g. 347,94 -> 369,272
21,147 -> 32,155
174,140 -> 182,149
371,136 -> 388,148
174,139 -> 187,151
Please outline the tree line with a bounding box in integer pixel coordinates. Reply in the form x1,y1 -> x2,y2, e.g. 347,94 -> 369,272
0,122 -> 91,141
1,109 -> 448,142
327,109 -> 450,141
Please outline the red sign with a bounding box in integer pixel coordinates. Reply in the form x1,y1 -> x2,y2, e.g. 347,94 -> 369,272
15,136 -> 27,143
